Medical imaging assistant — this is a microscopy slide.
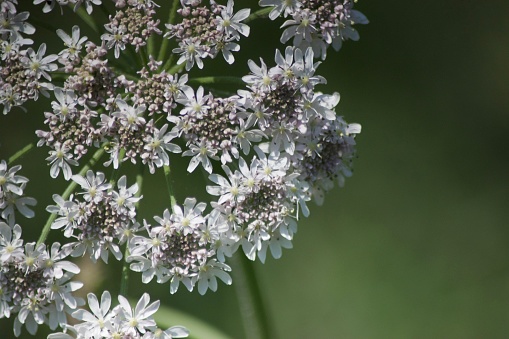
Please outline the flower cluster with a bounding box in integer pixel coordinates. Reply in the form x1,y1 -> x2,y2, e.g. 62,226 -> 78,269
165,0 -> 251,70
129,199 -> 232,295
0,222 -> 83,336
0,161 -> 36,226
239,46 -> 361,204
102,0 -> 162,58
48,291 -> 189,339
47,171 -> 141,263
0,4 -> 56,114
0,0 -> 367,336
260,0 -> 369,59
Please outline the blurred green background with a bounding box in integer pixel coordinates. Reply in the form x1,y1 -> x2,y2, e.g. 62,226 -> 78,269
1,1 -> 509,338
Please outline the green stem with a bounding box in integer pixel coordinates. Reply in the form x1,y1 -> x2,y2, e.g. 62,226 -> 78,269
188,76 -> 245,86
163,165 -> 177,212
124,44 -> 144,70
119,165 -> 144,296
110,67 -> 139,82
229,252 -> 272,339
28,17 -> 58,33
120,167 -> 145,297
245,7 -> 272,23
75,6 -> 100,34
147,34 -> 155,58
157,0 -> 180,64
37,147 -> 105,246
167,62 -> 185,75
139,47 -> 148,67
119,245 -> 130,297
99,2 -> 111,20
8,143 -> 34,165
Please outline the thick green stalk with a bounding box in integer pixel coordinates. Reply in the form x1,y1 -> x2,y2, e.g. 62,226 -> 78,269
157,0 -> 180,64
230,253 -> 272,339
163,165 -> 177,212
37,148 -> 105,246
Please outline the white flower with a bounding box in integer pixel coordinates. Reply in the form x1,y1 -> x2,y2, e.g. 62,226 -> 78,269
73,291 -> 114,338
20,242 -> 47,274
280,10 -> 317,48
233,118 -> 266,155
118,293 -> 158,334
21,43 -> 58,81
72,170 -> 111,203
302,92 -> 338,121
0,160 -> 28,196
43,242 -> 80,279
269,120 -> 298,155
1,191 -> 37,224
52,88 -> 78,120
254,147 -> 288,180
176,86 -> 210,118
242,58 -> 275,92
0,10 -> 35,34
195,259 -> 232,295
207,165 -> 246,205
47,272 -> 84,312
237,156 -> 262,191
173,39 -> 208,71
165,73 -> 191,102
112,99 -> 147,131
246,220 -> 270,253
182,140 -> 218,174
111,175 -> 141,215
56,25 -> 87,61
215,39 -> 240,64
0,222 -> 24,263
47,194 -> 79,237
142,124 -> 182,174
270,46 -> 297,82
101,24 -> 127,58
292,47 -> 326,90
169,266 -> 194,294
46,142 -> 79,180
286,178 -> 310,217
197,208 -> 228,246
257,228 -> 293,263
216,0 -> 250,40
170,198 -> 206,235
15,296 -> 48,336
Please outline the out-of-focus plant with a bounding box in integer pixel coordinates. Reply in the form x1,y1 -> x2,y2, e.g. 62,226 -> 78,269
0,0 -> 367,337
